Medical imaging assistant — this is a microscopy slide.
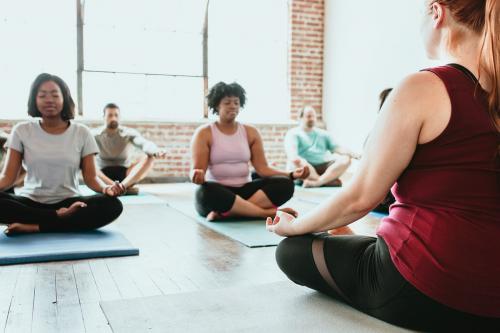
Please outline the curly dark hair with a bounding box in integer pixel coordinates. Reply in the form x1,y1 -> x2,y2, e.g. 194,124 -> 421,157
206,82 -> 246,114
27,73 -> 75,120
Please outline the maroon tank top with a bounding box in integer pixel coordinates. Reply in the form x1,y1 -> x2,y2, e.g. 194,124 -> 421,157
377,65 -> 500,317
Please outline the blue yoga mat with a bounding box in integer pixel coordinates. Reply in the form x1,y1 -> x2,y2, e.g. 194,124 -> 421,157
0,226 -> 139,265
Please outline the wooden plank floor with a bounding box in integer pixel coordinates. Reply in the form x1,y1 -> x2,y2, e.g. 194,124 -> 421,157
0,183 -> 381,333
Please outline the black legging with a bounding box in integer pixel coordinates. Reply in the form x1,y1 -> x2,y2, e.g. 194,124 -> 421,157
0,192 -> 123,232
101,166 -> 128,182
195,176 -> 295,217
276,234 -> 500,332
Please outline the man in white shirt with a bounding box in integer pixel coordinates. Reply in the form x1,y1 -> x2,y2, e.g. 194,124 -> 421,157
92,103 -> 165,194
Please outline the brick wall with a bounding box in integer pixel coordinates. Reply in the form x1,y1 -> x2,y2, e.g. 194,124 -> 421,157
290,0 -> 325,120
0,120 -> 294,181
0,1 -> 325,181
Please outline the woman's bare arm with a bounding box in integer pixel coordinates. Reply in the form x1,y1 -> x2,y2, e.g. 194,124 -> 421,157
268,71 -> 450,235
0,149 -> 22,191
190,125 -> 211,184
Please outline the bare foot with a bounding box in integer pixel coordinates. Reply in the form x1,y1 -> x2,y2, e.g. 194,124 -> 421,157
303,179 -> 321,188
206,211 -> 222,221
56,201 -> 87,219
124,186 -> 139,196
4,223 -> 40,236
278,207 -> 298,218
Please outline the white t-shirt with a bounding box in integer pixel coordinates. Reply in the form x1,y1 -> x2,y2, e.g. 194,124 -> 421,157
6,120 -> 99,204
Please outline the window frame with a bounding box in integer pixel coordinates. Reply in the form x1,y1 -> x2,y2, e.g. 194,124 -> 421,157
75,0 -> 210,119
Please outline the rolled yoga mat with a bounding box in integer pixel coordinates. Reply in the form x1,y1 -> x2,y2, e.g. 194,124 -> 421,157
100,281 -> 416,333
0,226 -> 139,265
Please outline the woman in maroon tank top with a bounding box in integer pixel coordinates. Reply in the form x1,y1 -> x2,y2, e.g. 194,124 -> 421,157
267,0 -> 500,331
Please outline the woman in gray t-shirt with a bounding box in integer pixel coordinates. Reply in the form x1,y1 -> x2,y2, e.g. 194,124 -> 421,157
0,73 -> 124,235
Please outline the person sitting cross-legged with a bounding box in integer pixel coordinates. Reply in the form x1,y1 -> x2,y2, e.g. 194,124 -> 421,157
0,73 -> 123,236
284,106 -> 359,188
191,82 -> 310,221
92,103 -> 165,195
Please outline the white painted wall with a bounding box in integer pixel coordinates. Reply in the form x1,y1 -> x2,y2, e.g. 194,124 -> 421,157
322,0 -> 438,153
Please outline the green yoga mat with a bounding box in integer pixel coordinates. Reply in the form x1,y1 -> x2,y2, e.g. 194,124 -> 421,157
100,281 -> 415,333
166,189 -> 316,248
166,199 -> 283,248
78,185 -> 165,205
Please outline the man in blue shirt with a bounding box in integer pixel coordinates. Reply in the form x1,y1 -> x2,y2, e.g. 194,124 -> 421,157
284,106 -> 359,187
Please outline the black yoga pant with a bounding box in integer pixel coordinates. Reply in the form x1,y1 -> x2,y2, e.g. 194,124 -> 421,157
102,166 -> 128,182
0,192 -> 123,232
311,160 -> 335,175
276,234 -> 500,332
195,176 -> 295,217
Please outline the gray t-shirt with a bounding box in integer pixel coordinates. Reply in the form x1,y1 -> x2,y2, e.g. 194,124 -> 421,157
92,126 -> 159,169
6,120 -> 99,204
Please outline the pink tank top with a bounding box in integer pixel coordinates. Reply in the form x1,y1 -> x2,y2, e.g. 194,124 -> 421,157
205,122 -> 251,187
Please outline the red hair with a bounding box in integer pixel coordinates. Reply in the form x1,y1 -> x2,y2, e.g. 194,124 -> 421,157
433,0 -> 499,127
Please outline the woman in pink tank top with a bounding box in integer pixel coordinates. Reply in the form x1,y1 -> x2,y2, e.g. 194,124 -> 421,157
190,82 -> 310,221
267,0 -> 500,331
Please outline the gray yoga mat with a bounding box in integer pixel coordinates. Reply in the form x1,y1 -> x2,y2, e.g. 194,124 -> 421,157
100,281 -> 415,333
0,226 -> 139,265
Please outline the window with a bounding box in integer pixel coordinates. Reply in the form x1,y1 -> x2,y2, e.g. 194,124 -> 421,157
208,0 -> 290,123
0,0 -> 290,122
0,0 -> 76,120
82,0 -> 205,120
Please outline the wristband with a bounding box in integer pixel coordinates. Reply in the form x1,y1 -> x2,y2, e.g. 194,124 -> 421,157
289,171 -> 295,180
